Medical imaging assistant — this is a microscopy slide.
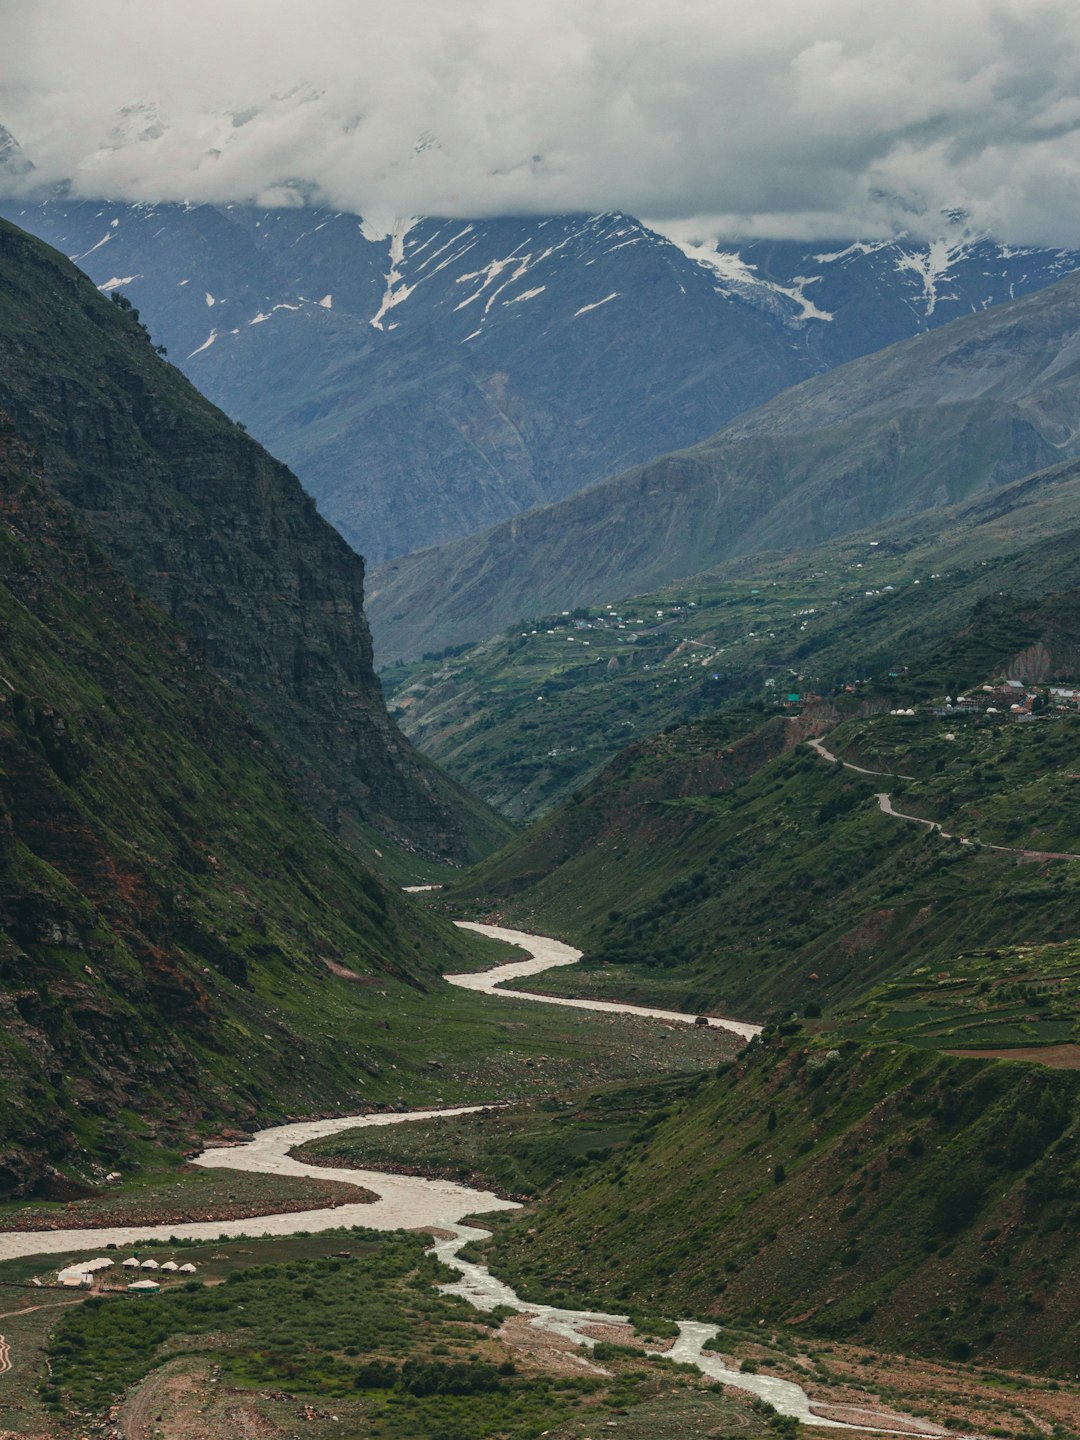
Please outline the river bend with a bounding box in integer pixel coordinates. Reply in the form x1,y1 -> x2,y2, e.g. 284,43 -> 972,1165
0,924 -> 939,1433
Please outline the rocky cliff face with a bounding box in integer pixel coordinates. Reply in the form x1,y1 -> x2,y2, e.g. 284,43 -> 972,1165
0,218 -> 506,862
0,419 -> 483,1194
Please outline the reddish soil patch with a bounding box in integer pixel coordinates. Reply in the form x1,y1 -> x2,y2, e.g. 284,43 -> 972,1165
322,958 -> 375,983
577,1321 -> 640,1346
497,1314 -> 612,1378
946,1043 -> 1080,1068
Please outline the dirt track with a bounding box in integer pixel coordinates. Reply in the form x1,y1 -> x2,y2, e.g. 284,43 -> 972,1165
0,1299 -> 83,1381
808,736 -> 1080,860
946,1043 -> 1080,1068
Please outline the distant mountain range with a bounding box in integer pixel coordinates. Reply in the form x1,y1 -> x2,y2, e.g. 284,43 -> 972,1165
5,195 -> 1078,570
383,455 -> 1080,820
368,266 -> 1080,661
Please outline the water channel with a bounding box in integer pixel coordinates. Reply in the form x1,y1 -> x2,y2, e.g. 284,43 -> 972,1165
0,924 -> 942,1433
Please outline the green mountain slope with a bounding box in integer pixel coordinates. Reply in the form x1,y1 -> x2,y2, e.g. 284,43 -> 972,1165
0,424 -> 495,1196
369,269 -> 1080,661
481,1038 -> 1080,1373
0,217 -> 508,865
452,590 -> 1080,1021
385,458 -> 1080,819
434,599 -> 1080,1375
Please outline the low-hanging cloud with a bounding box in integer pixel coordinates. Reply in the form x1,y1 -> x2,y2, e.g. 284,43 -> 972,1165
4,0 -> 1080,244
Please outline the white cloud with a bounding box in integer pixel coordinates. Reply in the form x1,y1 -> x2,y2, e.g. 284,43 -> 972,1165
3,0 -> 1080,243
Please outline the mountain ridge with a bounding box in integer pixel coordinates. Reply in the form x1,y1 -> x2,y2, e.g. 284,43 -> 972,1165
0,215 -> 507,863
5,196 -> 1078,569
367,267 -> 1080,661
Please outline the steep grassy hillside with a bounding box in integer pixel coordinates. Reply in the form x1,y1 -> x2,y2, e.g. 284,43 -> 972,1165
0,426 -> 511,1195
385,462 -> 1080,819
0,427 -> 742,1202
480,1037 -> 1080,1374
0,217 -> 508,865
452,706 -> 1079,1022
369,270 -> 1080,660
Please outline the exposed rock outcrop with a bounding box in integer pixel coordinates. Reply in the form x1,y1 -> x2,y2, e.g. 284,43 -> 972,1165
0,217 -> 507,862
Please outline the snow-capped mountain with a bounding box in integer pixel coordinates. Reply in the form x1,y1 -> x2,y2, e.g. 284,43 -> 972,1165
5,195 -> 1078,565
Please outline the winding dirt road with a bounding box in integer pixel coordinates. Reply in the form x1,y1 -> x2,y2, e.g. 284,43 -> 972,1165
806,734 -> 914,780
807,737 -> 1080,861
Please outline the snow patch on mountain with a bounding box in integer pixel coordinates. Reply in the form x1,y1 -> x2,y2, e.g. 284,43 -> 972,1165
813,240 -> 893,264
575,292 -> 619,316
75,230 -> 113,260
187,328 -> 217,357
891,237 -> 975,316
644,220 -> 833,323
808,231 -> 1080,321
413,224 -> 478,277
454,253 -> 534,314
370,216 -> 417,330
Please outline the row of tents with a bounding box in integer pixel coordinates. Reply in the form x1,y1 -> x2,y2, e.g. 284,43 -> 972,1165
121,1257 -> 198,1273
57,1256 -> 198,1287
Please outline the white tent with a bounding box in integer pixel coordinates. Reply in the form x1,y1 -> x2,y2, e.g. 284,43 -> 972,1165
57,1258 -> 113,1285
139,1259 -> 159,1270
127,1280 -> 160,1293
178,1262 -> 197,1274
122,1257 -> 141,1269
160,1260 -> 179,1272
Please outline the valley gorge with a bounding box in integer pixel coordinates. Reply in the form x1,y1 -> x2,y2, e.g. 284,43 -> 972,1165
0,182 -> 1078,1440
0,216 -> 507,866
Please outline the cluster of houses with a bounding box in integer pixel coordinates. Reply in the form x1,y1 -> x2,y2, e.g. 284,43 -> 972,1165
56,1255 -> 198,1293
932,680 -> 1080,720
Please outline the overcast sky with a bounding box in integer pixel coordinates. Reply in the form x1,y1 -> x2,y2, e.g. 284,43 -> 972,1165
4,0 -> 1080,244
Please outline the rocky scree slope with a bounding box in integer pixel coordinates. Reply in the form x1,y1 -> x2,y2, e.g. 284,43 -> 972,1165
0,217 -> 506,863
6,198 -> 1078,565
369,268 -> 1080,660
0,423 -> 485,1198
